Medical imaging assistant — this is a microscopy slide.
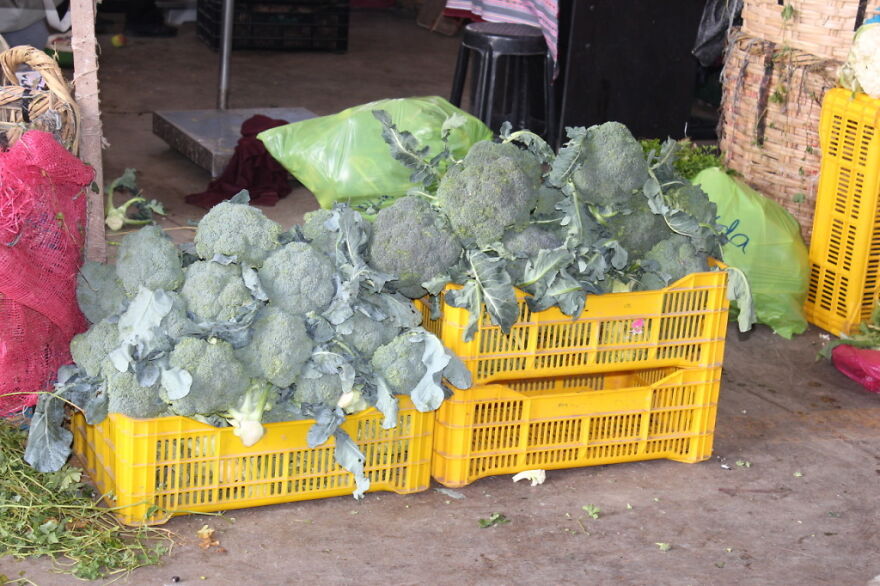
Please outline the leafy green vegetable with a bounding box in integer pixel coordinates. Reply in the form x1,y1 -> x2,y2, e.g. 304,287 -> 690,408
479,512 -> 511,528
104,168 -> 167,232
1,421 -> 172,579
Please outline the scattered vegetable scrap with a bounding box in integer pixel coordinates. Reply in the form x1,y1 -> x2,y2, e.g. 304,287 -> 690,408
512,469 -> 546,486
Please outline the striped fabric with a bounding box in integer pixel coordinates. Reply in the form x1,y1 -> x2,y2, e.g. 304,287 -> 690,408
444,0 -> 559,62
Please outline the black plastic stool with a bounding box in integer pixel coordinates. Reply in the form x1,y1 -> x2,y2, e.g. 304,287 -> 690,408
450,22 -> 556,144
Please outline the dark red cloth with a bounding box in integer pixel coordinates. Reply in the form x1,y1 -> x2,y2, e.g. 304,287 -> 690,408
186,114 -> 292,209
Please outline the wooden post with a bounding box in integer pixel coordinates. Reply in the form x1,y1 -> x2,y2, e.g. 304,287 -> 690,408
70,0 -> 106,262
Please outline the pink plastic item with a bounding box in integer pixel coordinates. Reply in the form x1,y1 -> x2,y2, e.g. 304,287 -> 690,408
831,345 -> 880,394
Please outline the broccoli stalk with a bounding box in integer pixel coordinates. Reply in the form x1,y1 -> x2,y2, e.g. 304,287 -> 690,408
104,168 -> 166,232
224,380 -> 273,447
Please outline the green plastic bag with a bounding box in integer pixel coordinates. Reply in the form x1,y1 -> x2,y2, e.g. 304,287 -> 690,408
257,96 -> 493,210
693,167 -> 809,338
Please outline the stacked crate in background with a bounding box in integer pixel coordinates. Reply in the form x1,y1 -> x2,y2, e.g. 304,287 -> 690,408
719,0 -> 879,242
419,264 -> 731,488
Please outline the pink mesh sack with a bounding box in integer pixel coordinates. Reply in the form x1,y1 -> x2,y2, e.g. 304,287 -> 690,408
0,130 -> 93,416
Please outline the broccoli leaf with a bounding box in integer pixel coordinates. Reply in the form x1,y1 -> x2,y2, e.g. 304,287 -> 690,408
190,300 -> 262,349
372,110 -> 438,189
547,127 -> 587,188
409,331 -> 451,412
447,250 -> 518,341
109,287 -> 173,373
241,266 -> 269,301
161,366 -> 193,400
307,405 -> 346,448
500,122 -> 555,165
374,375 -> 399,430
442,349 -> 472,390
334,428 -> 370,499
24,393 -> 72,473
725,266 -> 756,333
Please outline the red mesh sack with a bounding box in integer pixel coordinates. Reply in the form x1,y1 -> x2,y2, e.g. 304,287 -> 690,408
0,130 -> 93,416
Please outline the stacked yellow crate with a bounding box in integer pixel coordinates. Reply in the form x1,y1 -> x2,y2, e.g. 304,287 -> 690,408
803,89 -> 880,336
420,263 -> 731,488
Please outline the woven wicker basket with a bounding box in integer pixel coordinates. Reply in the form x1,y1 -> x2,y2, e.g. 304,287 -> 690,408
0,45 -> 79,153
719,30 -> 840,242
742,0 -> 880,62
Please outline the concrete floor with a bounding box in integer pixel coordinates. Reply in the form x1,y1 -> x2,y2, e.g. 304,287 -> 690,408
3,7 -> 880,585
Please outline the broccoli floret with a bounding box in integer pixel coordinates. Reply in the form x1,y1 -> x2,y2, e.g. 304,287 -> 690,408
234,306 -> 313,388
436,140 -> 542,247
77,261 -> 127,323
301,209 -> 337,256
338,311 -> 400,357
367,195 -> 462,298
194,201 -> 283,268
180,261 -> 253,322
102,358 -> 168,419
115,225 -> 185,296
664,183 -> 718,227
259,242 -> 336,315
370,333 -> 425,395
292,373 -> 344,409
639,234 -> 710,291
70,319 -> 119,377
571,122 -> 651,210
166,337 -> 250,417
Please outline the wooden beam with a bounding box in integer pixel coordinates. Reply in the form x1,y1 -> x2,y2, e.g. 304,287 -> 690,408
70,0 -> 106,262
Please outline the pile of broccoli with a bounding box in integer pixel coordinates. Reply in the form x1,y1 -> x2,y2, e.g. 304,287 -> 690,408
367,116 -> 738,339
27,198 -> 470,500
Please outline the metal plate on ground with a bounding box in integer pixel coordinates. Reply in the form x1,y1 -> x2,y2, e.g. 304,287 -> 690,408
153,107 -> 316,177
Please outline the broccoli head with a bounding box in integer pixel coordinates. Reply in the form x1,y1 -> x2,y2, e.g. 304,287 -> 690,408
367,195 -> 462,298
602,201 -> 669,260
370,333 -> 425,395
259,242 -> 336,315
180,261 -> 253,322
101,358 -> 168,419
166,337 -> 250,417
292,373 -> 344,409
502,225 -> 566,284
664,182 -> 718,227
115,225 -> 185,296
436,140 -> 542,248
234,306 -> 313,388
70,319 -> 119,377
77,261 -> 127,323
301,209 -> 337,257
338,311 -> 400,357
639,234 -> 710,291
502,225 -> 563,258
194,201 -> 283,268
571,122 -> 651,210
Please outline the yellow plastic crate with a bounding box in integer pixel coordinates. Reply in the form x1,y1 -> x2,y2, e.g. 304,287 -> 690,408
419,263 -> 729,385
805,89 -> 880,336
71,397 -> 432,525
432,366 -> 722,488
